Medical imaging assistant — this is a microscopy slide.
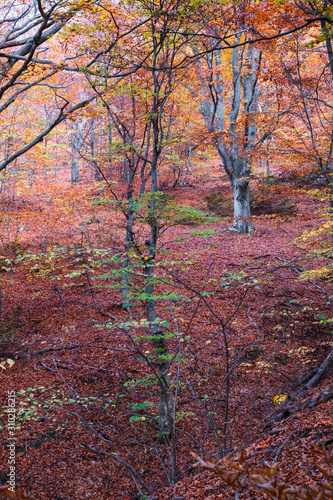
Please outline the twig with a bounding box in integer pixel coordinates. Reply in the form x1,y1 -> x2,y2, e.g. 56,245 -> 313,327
275,255 -> 332,297
39,360 -> 55,373
273,430 -> 298,463
80,442 -> 152,495
246,307 -> 261,330
17,343 -> 135,358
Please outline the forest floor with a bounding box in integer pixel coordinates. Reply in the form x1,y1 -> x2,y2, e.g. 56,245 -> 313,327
0,172 -> 332,500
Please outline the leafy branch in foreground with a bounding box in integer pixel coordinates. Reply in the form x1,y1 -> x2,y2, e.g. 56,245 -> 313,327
192,444 -> 333,499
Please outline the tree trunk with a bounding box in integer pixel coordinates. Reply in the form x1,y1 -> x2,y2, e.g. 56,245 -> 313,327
185,145 -> 192,173
230,170 -> 253,233
329,158 -> 333,211
145,120 -> 172,439
144,247 -> 171,441
107,116 -> 113,180
71,122 -> 84,184
71,150 -> 80,183
121,208 -> 135,311
219,153 -> 254,233
90,119 -> 102,182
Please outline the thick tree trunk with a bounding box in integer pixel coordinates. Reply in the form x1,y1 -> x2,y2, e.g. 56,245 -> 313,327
220,154 -> 254,233
230,172 -> 253,233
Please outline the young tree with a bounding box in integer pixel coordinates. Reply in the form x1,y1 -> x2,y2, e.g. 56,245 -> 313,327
81,0 -> 226,443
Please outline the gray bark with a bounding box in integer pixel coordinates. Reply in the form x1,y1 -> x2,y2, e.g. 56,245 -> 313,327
305,348 -> 333,390
185,145 -> 192,173
90,119 -> 102,181
230,164 -> 252,234
70,121 -> 85,184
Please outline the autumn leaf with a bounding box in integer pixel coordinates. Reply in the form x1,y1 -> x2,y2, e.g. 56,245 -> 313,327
0,485 -> 30,499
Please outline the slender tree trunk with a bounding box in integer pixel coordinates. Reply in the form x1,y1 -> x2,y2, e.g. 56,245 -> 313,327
90,119 -> 102,182
71,122 -> 84,184
29,168 -> 34,188
71,142 -> 80,183
185,144 -> 192,173
329,157 -> 333,211
144,252 -> 171,440
145,116 -> 172,440
108,116 -> 113,180
121,207 -> 135,311
266,136 -> 271,186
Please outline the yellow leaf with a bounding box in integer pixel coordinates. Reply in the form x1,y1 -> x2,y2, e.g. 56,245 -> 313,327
273,394 -> 288,406
7,359 -> 15,367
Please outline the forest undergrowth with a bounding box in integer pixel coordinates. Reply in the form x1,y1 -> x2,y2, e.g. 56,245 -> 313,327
0,172 -> 332,500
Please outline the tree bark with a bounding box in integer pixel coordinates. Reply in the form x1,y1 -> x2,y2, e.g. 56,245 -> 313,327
71,134 -> 80,184
121,208 -> 135,311
144,144 -> 172,439
230,170 -> 253,233
305,348 -> 333,390
144,253 -> 171,440
71,122 -> 85,184
144,71 -> 172,439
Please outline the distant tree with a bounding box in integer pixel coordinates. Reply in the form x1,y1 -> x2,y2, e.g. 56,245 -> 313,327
277,27 -> 333,206
0,0 -> 99,172
194,36 -> 263,233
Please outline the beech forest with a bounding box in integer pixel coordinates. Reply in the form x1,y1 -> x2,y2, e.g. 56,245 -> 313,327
0,1 -> 333,499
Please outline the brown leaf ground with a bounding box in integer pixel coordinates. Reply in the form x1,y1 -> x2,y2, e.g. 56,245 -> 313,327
0,173 -> 332,499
